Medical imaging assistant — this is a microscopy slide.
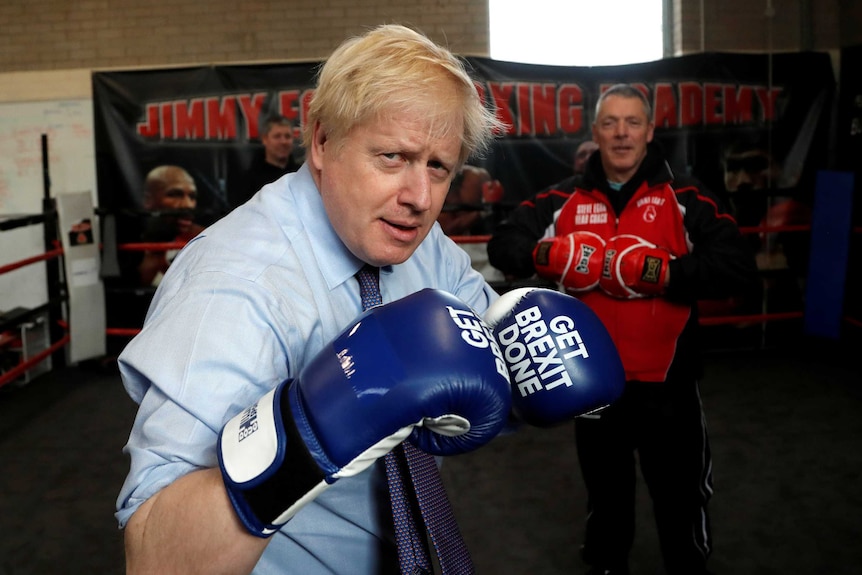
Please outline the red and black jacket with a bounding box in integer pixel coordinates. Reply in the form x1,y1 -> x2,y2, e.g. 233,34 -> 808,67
488,143 -> 758,382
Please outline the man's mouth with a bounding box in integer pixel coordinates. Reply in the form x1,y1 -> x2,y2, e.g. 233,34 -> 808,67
381,218 -> 423,242
385,219 -> 416,231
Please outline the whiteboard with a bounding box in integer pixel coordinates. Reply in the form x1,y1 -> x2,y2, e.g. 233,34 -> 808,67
0,99 -> 97,313
0,99 -> 96,214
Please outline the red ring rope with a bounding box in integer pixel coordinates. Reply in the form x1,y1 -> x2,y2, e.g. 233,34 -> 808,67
0,248 -> 64,276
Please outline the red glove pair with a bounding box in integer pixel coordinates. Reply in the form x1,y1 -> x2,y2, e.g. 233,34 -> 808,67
533,232 -> 672,298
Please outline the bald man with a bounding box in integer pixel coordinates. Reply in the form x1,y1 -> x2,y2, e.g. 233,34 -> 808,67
437,164 -> 492,237
138,165 -> 204,286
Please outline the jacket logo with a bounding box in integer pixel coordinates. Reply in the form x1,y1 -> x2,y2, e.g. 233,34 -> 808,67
643,204 -> 658,223
574,202 -> 608,225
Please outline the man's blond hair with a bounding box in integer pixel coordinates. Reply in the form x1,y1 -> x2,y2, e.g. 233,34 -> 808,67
303,24 -> 504,166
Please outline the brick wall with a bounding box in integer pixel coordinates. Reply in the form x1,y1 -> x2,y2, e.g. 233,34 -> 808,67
673,0 -> 849,54
0,0 -> 489,73
0,0 -> 856,101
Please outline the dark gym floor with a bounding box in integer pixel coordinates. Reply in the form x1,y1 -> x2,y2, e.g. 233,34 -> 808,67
1,333 -> 861,575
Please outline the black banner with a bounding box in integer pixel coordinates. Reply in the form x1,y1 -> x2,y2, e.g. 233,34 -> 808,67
93,51 -> 837,342
93,51 -> 835,216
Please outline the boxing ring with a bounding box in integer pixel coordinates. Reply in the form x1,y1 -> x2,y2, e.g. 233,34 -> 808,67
1,177 -> 860,390
0,212 -> 69,389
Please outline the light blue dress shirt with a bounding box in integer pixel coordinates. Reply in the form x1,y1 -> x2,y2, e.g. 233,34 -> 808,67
115,163 -> 498,574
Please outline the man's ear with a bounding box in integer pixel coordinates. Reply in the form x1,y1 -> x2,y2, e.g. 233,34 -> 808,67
309,120 -> 327,170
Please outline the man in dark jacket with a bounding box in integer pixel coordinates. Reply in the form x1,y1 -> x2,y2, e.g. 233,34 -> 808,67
488,84 -> 758,575
232,114 -> 300,208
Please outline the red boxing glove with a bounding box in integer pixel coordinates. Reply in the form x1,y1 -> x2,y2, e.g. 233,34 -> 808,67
599,234 -> 672,299
532,231 -> 606,292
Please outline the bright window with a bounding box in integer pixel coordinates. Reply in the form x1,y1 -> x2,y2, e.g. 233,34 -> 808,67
489,0 -> 664,66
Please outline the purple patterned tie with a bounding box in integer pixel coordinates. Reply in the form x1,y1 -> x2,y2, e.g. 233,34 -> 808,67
355,265 -> 474,575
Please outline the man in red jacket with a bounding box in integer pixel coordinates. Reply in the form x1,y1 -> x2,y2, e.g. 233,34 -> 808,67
488,84 -> 758,575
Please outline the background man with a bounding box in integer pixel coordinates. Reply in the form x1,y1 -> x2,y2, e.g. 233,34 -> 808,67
437,164 -> 506,283
488,84 -> 758,575
437,164 -> 497,237
137,164 -> 203,287
232,114 -> 300,207
720,136 -> 812,319
573,139 -> 599,175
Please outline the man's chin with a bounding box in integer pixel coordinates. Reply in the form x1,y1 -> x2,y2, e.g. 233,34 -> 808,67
362,242 -> 421,268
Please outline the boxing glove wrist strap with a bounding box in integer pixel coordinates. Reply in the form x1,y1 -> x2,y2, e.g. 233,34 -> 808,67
219,379 -> 418,537
219,382 -> 327,537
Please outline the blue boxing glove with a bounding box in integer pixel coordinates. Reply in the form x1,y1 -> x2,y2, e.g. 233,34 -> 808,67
218,288 -> 511,537
484,287 -> 625,427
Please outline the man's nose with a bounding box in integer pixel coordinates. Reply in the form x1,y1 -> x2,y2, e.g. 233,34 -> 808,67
613,121 -> 628,137
736,171 -> 754,187
401,167 -> 432,211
